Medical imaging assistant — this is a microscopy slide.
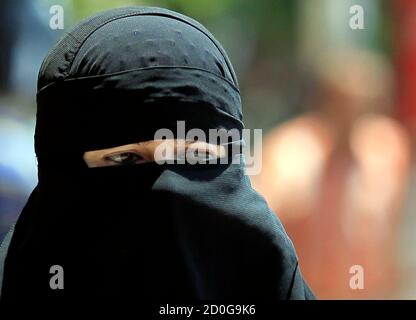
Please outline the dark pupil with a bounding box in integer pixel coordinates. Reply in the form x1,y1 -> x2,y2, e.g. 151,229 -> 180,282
194,149 -> 210,159
119,153 -> 140,164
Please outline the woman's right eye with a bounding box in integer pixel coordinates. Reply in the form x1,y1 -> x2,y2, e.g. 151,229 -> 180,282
104,152 -> 145,165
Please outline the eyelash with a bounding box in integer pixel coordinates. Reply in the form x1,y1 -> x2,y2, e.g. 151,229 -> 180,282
177,147 -> 216,161
104,152 -> 144,165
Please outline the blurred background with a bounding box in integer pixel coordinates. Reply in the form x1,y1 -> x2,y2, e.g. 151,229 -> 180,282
1,0 -> 416,299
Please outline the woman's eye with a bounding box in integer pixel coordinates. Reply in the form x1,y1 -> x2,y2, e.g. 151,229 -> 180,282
186,148 -> 216,162
104,152 -> 144,165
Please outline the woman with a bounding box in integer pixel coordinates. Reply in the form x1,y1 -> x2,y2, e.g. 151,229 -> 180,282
0,6 -> 314,301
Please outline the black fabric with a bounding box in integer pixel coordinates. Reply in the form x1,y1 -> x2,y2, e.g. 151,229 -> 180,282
0,6 -> 314,302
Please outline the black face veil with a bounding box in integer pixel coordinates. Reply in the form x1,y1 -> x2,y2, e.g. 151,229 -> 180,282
0,7 -> 314,301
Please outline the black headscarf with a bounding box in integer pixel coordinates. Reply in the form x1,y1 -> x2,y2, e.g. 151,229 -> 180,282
0,6 -> 314,301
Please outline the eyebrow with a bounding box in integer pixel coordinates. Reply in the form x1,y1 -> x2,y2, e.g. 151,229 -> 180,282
135,139 -> 210,146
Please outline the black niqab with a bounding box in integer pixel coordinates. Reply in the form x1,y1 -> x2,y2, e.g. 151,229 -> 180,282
0,6 -> 314,301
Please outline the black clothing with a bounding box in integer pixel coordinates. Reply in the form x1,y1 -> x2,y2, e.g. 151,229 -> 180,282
0,6 -> 314,302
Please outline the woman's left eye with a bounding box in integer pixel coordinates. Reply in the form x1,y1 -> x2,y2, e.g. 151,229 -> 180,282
187,148 -> 216,162
105,152 -> 144,165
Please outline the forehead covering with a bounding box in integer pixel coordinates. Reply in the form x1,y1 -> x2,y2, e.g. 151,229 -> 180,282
36,6 -> 243,164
